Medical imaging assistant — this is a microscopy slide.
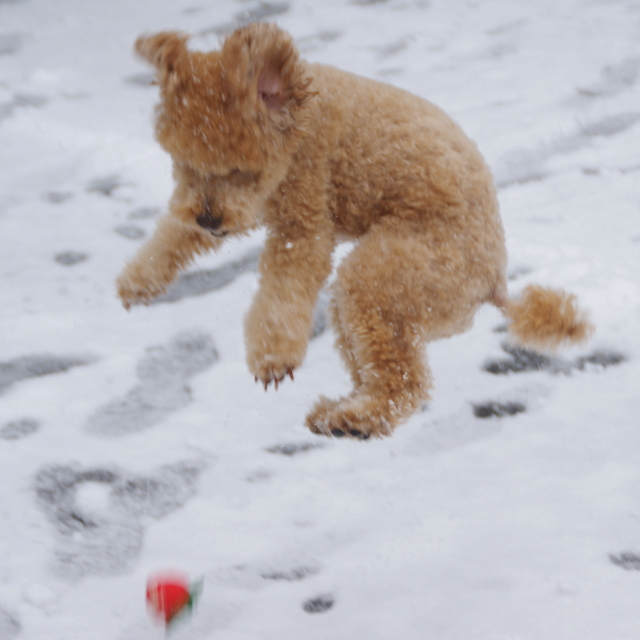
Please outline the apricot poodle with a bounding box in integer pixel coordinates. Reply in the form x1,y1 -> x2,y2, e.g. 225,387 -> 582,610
117,24 -> 592,439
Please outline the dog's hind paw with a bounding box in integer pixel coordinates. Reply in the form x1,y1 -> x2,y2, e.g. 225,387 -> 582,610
305,395 -> 393,440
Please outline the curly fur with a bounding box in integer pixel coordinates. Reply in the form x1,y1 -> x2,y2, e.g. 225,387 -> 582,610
117,23 -> 593,439
505,285 -> 593,350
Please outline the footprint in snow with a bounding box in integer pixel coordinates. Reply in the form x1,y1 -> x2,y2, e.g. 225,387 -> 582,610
199,2 -> 290,36
577,57 -> 640,99
86,174 -> 133,197
483,343 -> 626,376
262,566 -> 320,581
0,417 -> 39,440
151,248 -> 261,305
85,331 -> 218,437
217,555 -> 322,586
34,460 -> 205,578
54,251 -> 88,266
609,552 -> 640,571
114,224 -> 146,240
472,401 -> 526,419
0,607 -> 20,640
403,385 -> 547,456
128,206 -> 160,220
469,343 -> 625,426
44,191 -> 74,204
265,441 -> 325,456
0,353 -> 96,397
303,594 -> 334,613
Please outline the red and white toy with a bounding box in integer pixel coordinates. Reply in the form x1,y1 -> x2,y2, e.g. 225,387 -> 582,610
146,572 -> 203,629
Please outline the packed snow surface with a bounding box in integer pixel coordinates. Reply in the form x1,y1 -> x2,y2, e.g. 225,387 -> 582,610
1,1 -> 639,638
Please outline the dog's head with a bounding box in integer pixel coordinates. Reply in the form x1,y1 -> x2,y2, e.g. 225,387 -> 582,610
135,24 -> 315,235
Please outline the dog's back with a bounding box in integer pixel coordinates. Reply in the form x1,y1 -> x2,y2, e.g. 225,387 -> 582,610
288,62 -> 508,301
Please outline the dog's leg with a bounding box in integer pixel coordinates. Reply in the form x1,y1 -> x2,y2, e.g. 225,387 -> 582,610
306,223 -> 487,439
328,294 -> 362,390
116,215 -> 219,309
306,296 -> 432,439
244,225 -> 334,388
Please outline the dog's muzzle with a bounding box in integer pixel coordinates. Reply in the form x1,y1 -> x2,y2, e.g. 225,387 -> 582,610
196,211 -> 228,237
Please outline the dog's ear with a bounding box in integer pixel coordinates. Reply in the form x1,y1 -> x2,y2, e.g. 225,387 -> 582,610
134,32 -> 189,91
257,63 -> 288,112
255,32 -> 304,113
223,24 -> 314,129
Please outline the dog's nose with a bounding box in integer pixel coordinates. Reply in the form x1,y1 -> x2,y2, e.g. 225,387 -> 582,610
196,211 -> 223,231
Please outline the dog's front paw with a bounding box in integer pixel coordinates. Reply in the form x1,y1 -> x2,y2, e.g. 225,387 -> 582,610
248,354 -> 298,391
245,301 -> 310,390
116,268 -> 167,310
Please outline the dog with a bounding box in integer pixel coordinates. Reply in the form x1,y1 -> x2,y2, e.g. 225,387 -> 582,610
116,23 -> 593,439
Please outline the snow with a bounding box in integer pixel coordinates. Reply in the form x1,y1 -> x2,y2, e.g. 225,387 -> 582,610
1,0 -> 640,638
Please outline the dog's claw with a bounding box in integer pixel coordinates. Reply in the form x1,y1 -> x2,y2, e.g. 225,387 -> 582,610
255,367 -> 295,392
331,429 -> 346,438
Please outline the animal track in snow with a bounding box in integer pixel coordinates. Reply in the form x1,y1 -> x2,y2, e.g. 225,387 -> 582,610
472,401 -> 526,419
609,552 -> 640,571
34,461 -> 205,578
0,93 -> 47,122
578,57 -> 640,99
200,2 -> 290,36
43,191 -> 74,204
0,607 -> 20,640
85,331 -> 218,437
261,566 -> 320,581
0,417 -> 39,440
297,30 -> 342,54
404,385 -> 548,456
265,441 -> 325,456
404,411 -> 503,456
86,174 -> 129,197
483,343 -> 626,376
114,224 -> 146,240
54,250 -> 88,266
128,206 -> 160,220
0,353 -> 96,396
123,72 -> 155,86
210,556 -> 322,594
152,248 -> 261,304
303,593 -> 334,613
408,343 -> 624,455
496,111 -> 640,188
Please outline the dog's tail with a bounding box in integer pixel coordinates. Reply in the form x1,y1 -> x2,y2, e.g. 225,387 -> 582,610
493,284 -> 594,351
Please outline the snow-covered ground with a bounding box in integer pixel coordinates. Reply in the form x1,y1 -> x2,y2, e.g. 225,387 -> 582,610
1,0 -> 640,638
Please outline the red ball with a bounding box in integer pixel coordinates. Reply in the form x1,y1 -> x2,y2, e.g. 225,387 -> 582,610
146,573 -> 193,625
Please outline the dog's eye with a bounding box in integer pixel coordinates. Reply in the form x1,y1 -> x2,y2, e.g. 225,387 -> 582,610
227,168 -> 260,184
